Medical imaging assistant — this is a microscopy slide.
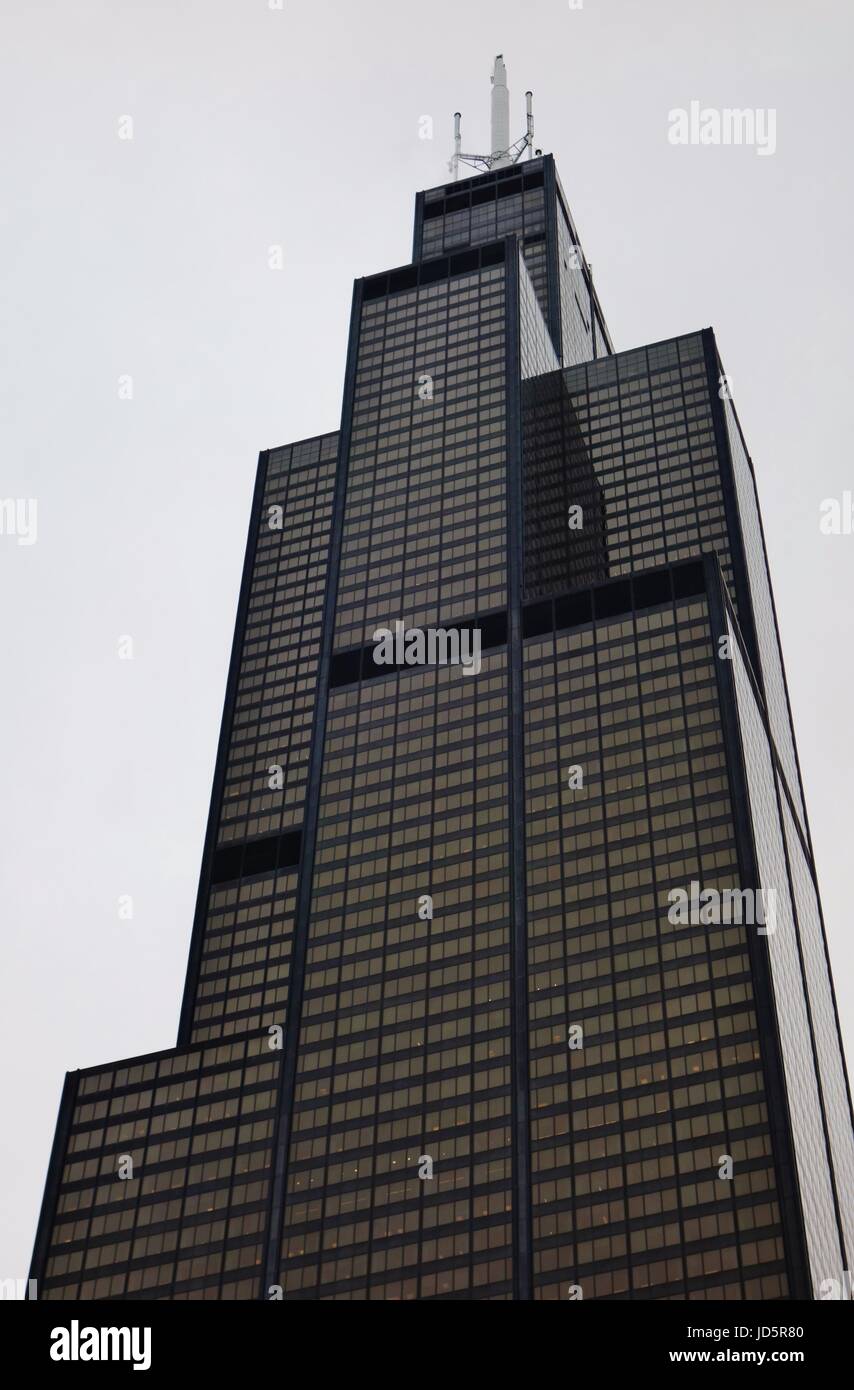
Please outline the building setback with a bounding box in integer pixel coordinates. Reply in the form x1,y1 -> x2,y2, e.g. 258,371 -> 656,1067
30,94 -> 854,1301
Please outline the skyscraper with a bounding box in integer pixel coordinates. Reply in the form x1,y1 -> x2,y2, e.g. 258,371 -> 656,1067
30,60 -> 853,1302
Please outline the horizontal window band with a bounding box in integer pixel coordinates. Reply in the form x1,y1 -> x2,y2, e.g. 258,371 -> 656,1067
522,559 -> 708,639
330,611 -> 509,689
210,829 -> 302,886
422,166 -> 545,218
363,242 -> 507,301
326,563 -> 707,689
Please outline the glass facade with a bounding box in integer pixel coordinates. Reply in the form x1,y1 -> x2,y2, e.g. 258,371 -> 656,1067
217,437 -> 337,846
721,388 -> 807,834
544,335 -> 735,592
29,151 -> 853,1302
418,161 -> 548,321
525,588 -> 787,1300
280,655 -> 514,1298
415,156 -> 612,367
183,434 -> 338,1047
38,1038 -> 280,1300
728,610 -> 854,1292
334,262 -> 508,651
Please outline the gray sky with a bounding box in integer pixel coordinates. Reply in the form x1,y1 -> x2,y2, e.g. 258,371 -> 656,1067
1,0 -> 852,1285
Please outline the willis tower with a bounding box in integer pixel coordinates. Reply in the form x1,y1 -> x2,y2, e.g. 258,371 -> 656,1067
30,58 -> 854,1301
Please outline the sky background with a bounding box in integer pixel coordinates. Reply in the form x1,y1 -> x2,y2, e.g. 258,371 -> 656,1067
1,0 -> 852,1285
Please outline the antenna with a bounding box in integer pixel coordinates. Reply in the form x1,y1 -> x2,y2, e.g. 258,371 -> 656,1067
490,55 -> 510,167
451,112 -> 462,180
452,56 -> 537,176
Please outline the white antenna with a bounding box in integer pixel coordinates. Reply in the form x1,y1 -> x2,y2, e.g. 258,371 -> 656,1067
491,55 -> 510,167
451,55 -> 537,177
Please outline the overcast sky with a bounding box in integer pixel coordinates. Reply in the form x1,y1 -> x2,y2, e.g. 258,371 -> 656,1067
1,0 -> 852,1286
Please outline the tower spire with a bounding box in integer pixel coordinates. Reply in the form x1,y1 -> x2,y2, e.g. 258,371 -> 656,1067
490,55 -> 511,167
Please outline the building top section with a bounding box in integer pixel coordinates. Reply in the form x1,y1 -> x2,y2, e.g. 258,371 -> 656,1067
414,153 -> 612,365
420,155 -> 545,203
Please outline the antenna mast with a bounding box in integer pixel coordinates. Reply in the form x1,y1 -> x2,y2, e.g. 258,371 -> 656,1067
451,55 -> 538,179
